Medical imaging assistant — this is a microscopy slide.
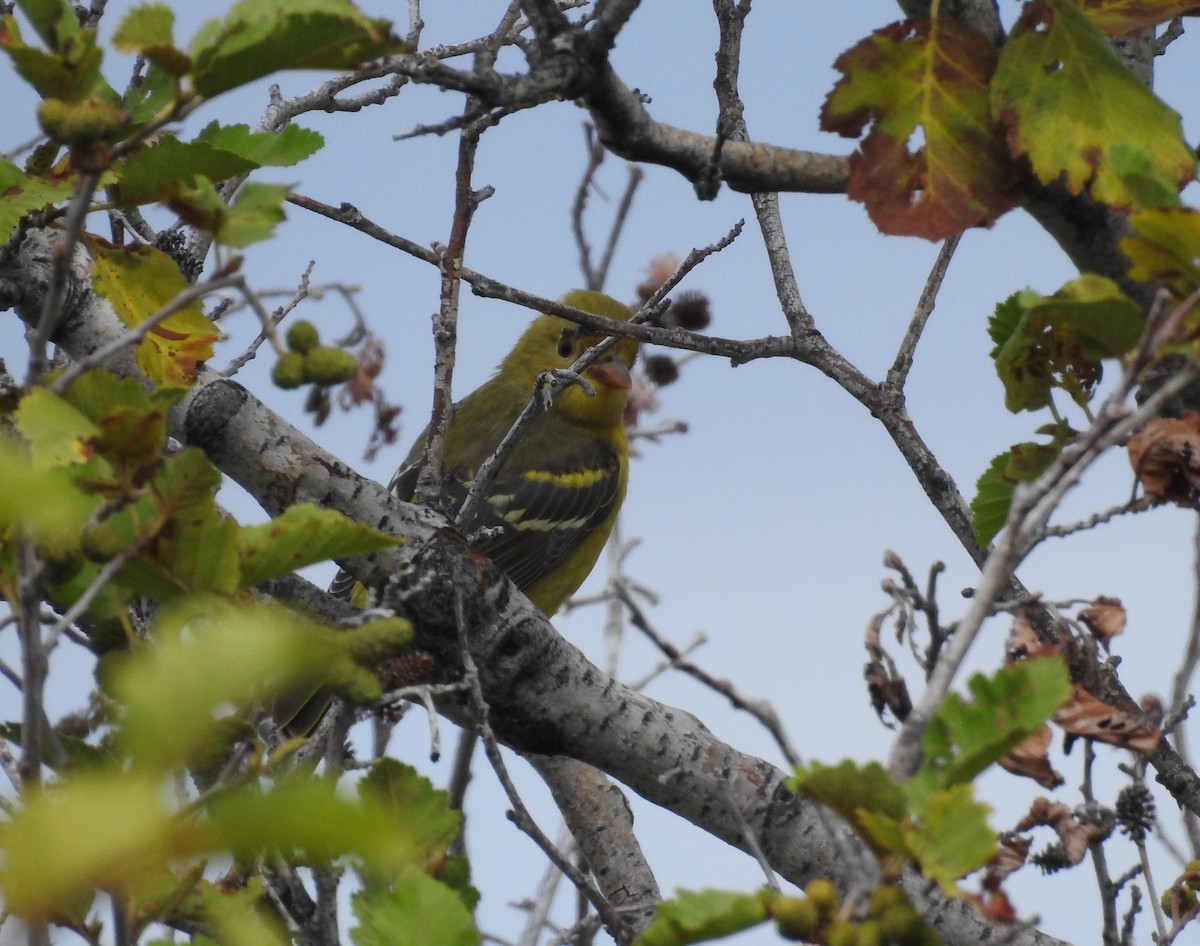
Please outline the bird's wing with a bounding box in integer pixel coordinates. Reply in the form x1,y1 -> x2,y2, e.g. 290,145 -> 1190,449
465,435 -> 623,591
329,422 -> 623,599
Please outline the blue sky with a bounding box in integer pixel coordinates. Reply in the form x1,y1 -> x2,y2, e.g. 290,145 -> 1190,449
4,4 -> 1200,944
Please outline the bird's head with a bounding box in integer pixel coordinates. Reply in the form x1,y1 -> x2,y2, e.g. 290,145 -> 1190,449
503,290 -> 640,428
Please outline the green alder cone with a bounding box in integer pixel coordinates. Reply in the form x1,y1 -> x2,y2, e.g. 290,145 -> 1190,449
771,897 -> 819,941
803,878 -> 840,922
285,319 -> 320,354
302,346 -> 358,385
824,919 -> 857,946
37,97 -> 128,146
272,351 -> 307,389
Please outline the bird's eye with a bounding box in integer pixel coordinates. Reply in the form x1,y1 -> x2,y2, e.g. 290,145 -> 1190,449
557,334 -> 574,358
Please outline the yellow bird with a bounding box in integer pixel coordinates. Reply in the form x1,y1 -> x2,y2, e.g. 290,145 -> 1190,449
282,290 -> 638,735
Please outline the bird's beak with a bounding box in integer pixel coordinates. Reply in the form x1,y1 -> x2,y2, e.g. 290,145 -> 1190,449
585,359 -> 632,390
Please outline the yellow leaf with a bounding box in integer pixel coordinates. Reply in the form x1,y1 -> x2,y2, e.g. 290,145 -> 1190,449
84,235 -> 219,386
1,772 -> 208,920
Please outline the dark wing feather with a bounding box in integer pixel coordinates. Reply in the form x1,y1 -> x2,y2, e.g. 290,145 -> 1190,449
466,437 -> 622,590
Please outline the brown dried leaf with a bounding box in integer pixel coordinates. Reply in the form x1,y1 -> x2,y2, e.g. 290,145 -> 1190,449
974,890 -> 1018,924
983,833 -> 1031,891
1016,797 -> 1108,866
1079,596 -> 1126,649
865,659 -> 912,726
999,725 -> 1065,789
1054,685 -> 1162,754
1140,693 -> 1165,729
1127,411 -> 1200,505
636,254 -> 681,303
1006,613 -> 1061,660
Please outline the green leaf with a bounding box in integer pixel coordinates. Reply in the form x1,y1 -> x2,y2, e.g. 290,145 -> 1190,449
111,136 -> 257,206
197,121 -> 324,167
215,181 -> 290,247
0,157 -> 77,243
992,0 -> 1196,211
358,760 -> 460,871
13,387 -> 99,469
0,771 -> 193,920
971,451 -> 1016,548
635,889 -> 774,946
83,236 -> 219,386
336,617 -> 414,669
1079,0 -> 1200,35
352,870 -> 479,946
2,18 -> 108,103
200,879 -> 291,946
189,0 -> 406,99
988,293 -> 1052,413
911,658 -> 1072,799
237,503 -> 402,589
1108,142 -> 1184,210
123,63 -> 178,125
1029,275 -> 1145,359
989,278 -> 1142,414
112,2 -> 174,49
856,809 -> 912,861
0,440 -> 104,561
1122,207 -> 1200,299
787,760 -> 907,853
970,422 -> 1074,547
112,3 -> 192,77
903,784 -> 996,895
0,722 -> 111,771
60,370 -> 180,478
113,595 -> 345,769
15,0 -> 81,49
205,774 -> 432,875
64,366 -> 184,420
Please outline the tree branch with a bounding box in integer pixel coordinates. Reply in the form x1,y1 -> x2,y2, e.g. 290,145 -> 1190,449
2,225 -> 1073,946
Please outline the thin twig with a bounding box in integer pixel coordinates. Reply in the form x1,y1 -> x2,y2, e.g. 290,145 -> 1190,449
452,591 -> 631,944
1170,514 -> 1200,852
572,127 -> 608,291
616,582 -> 801,767
517,825 -> 576,946
887,234 -> 961,389
1040,496 -> 1158,540
594,164 -> 644,294
289,194 -> 774,362
221,261 -> 315,377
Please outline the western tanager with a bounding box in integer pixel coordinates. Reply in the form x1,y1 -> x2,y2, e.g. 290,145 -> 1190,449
281,290 -> 638,735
